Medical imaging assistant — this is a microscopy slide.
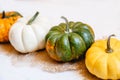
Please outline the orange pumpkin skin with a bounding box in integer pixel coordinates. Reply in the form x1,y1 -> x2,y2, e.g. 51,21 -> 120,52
0,11 -> 22,42
85,34 -> 120,79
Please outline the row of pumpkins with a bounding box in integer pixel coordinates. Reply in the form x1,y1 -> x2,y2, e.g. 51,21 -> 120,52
0,11 -> 120,79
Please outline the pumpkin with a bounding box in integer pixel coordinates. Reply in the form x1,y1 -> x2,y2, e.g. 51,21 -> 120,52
9,12 -> 52,53
0,11 -> 22,42
85,34 -> 120,79
45,16 -> 95,62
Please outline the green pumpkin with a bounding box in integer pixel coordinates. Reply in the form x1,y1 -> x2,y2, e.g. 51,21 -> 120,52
45,16 -> 95,62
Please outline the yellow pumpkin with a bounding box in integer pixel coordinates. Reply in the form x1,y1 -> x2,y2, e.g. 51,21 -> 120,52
85,34 -> 120,79
0,11 -> 22,42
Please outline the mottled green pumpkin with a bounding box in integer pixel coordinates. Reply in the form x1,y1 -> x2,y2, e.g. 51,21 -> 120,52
45,16 -> 95,62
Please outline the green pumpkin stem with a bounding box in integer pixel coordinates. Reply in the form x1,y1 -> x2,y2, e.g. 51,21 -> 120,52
105,34 -> 115,53
2,11 -> 5,19
61,16 -> 69,33
27,11 -> 39,25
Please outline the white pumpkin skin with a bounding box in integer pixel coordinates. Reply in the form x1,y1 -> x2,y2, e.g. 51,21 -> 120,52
9,12 -> 52,53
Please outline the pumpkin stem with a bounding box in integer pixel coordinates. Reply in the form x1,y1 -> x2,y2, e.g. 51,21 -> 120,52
2,11 -> 5,18
105,34 -> 115,53
27,11 -> 39,25
61,16 -> 69,33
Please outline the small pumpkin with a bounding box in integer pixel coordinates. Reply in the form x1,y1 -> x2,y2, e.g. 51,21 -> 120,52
85,34 -> 120,79
45,16 -> 95,62
9,12 -> 52,53
0,11 -> 22,42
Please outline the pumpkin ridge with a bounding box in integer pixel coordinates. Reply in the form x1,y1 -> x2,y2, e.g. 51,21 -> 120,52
56,33 -> 72,61
54,34 -> 63,61
54,34 -> 64,61
45,31 -> 61,42
69,32 -> 86,59
21,26 -> 27,53
72,23 -> 95,39
22,26 -> 38,52
114,54 -> 120,78
74,28 -> 94,48
71,22 -> 83,29
30,25 -> 39,49
86,46 -> 104,71
46,33 -> 62,61
86,47 -> 102,73
92,53 -> 108,79
107,55 -> 117,79
68,33 -> 73,60
106,54 -> 109,79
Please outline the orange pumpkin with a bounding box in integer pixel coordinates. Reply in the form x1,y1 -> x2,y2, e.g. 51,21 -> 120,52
0,11 -> 22,42
85,34 -> 120,79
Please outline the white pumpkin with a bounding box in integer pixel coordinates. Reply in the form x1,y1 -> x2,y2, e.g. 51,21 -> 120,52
9,12 -> 52,53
